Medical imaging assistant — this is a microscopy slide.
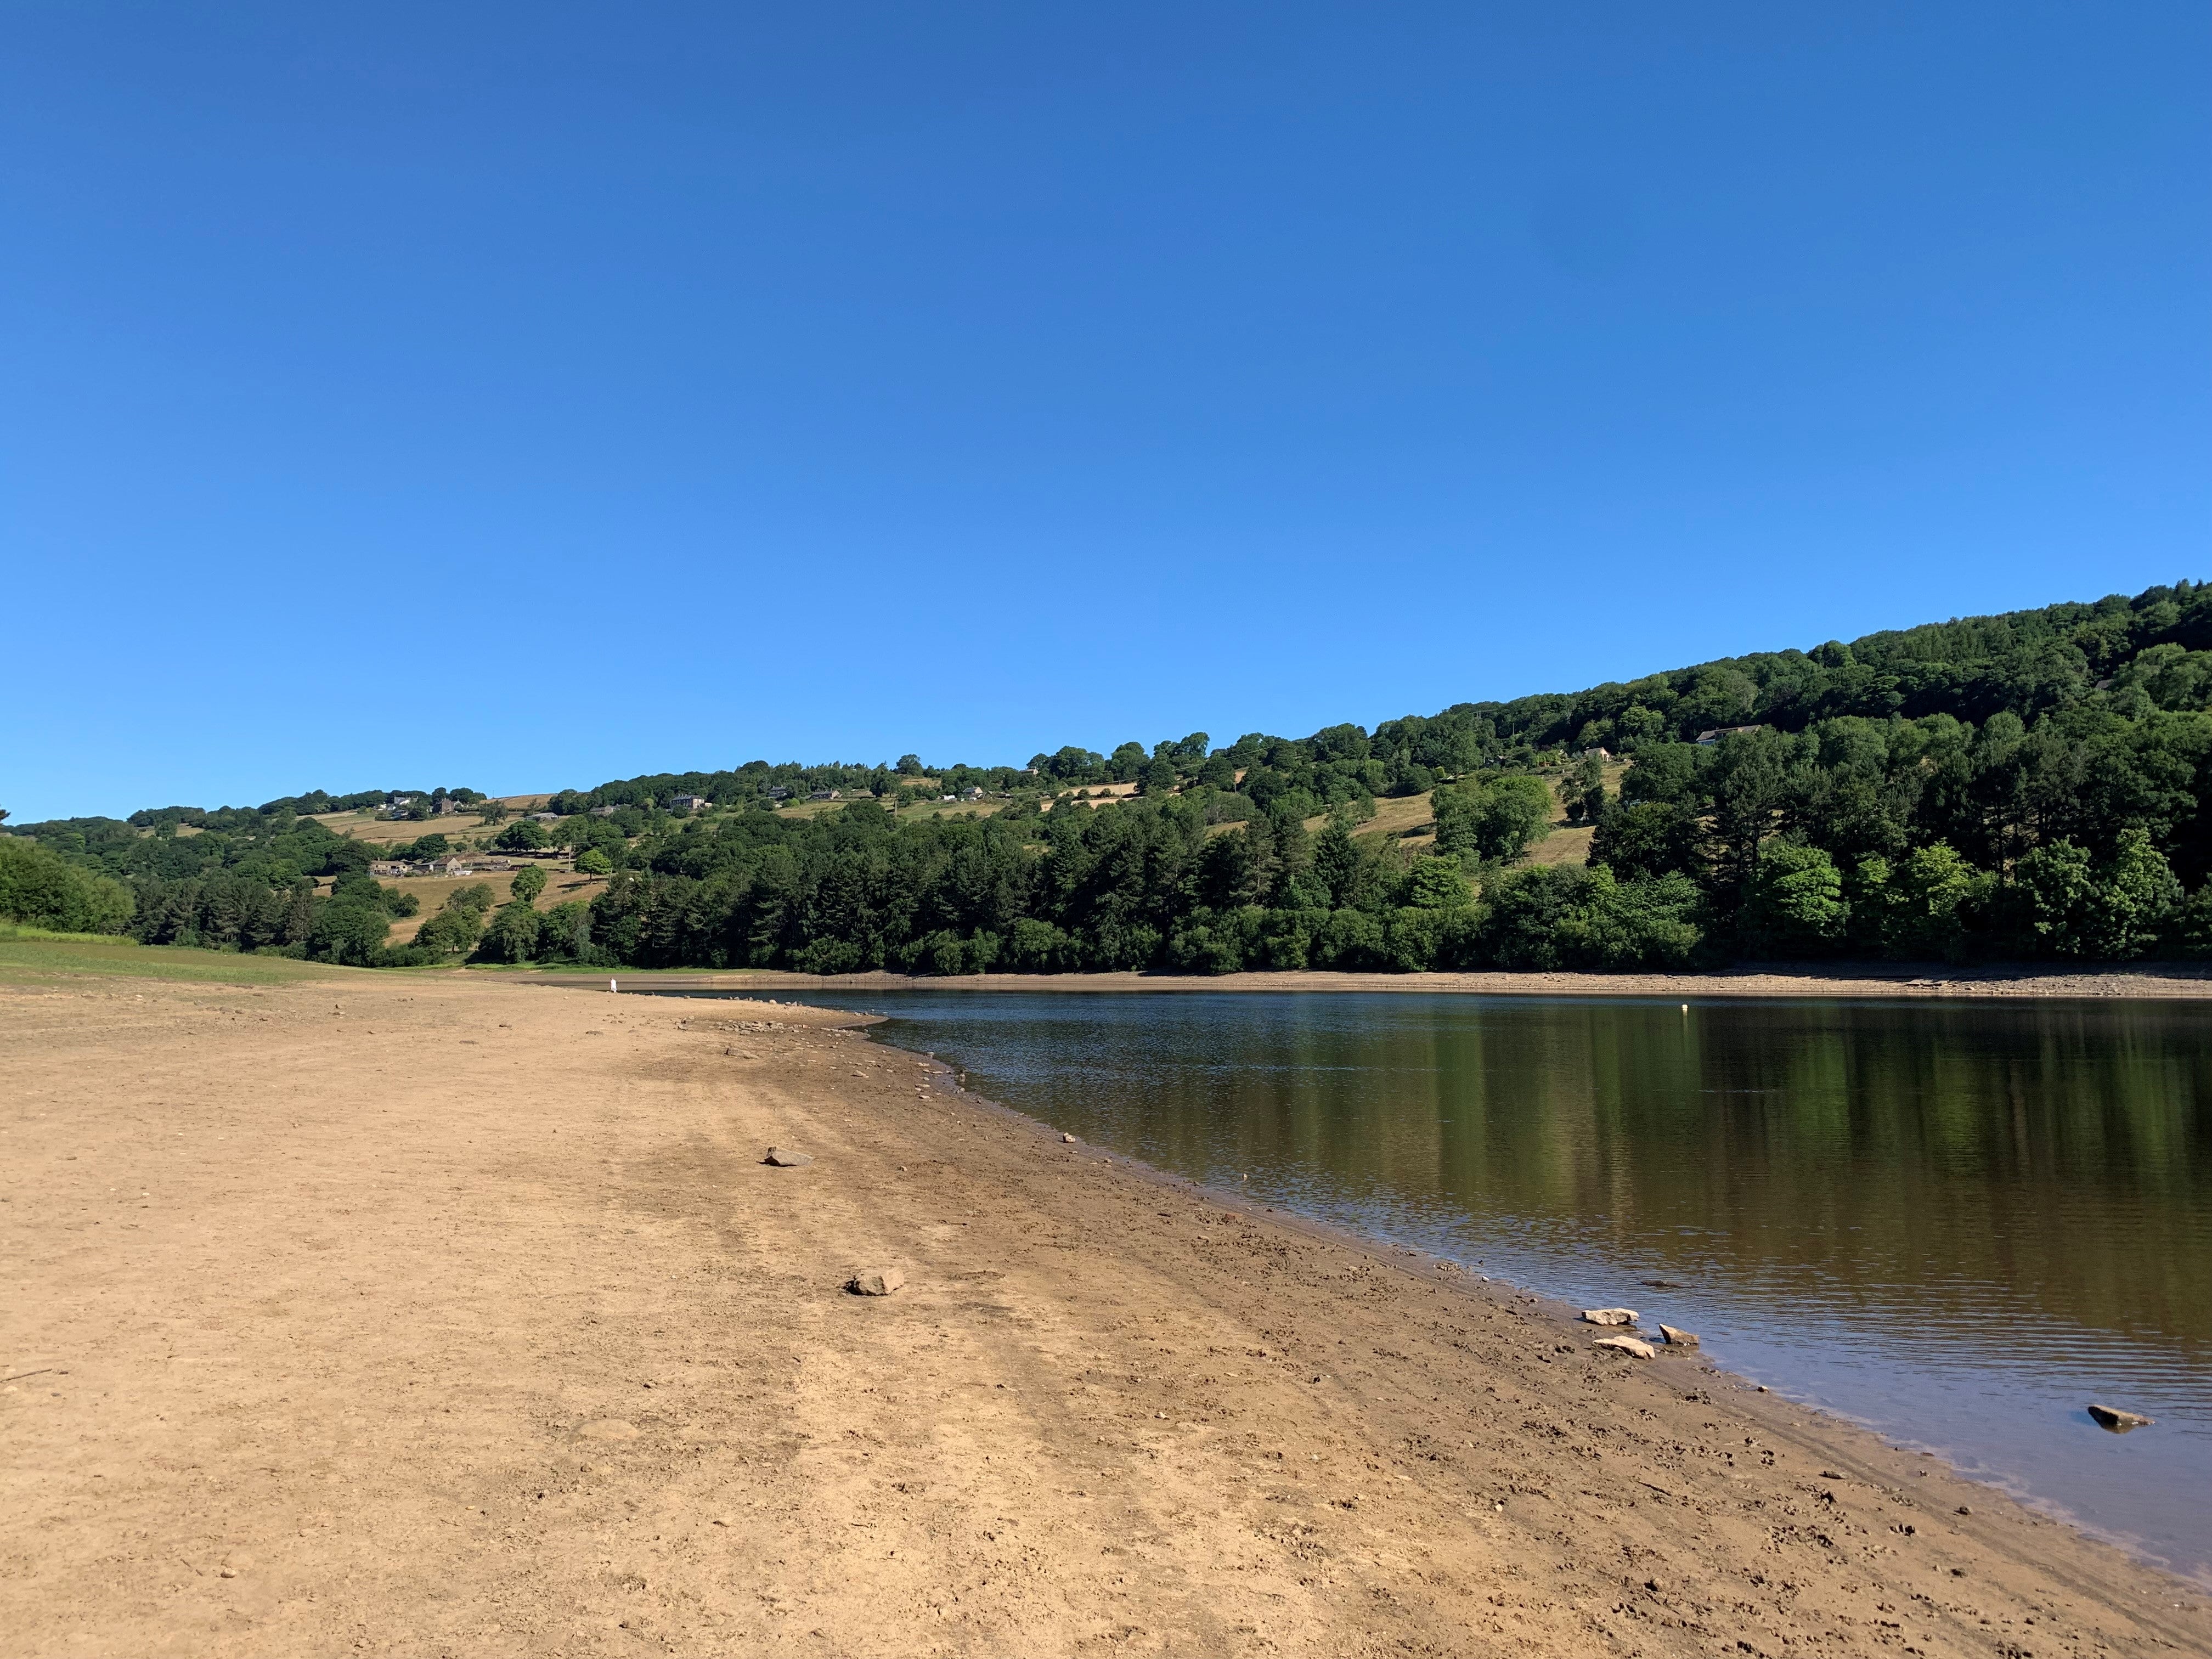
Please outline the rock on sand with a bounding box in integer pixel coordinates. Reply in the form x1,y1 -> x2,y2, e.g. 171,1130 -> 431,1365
1658,1323 -> 1699,1347
1581,1308 -> 1639,1327
1594,1335 -> 1658,1360
764,1148 -> 814,1167
847,1268 -> 905,1296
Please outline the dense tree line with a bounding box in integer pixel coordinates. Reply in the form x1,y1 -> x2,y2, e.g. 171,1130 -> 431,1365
4,800 -> 396,960
0,837 -> 134,934
3,785 -> 517,962
535,581 -> 2212,973
538,788 -> 1709,975
11,582 -> 2212,971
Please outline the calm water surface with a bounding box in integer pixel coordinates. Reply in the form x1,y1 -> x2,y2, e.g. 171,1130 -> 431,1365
725,991 -> 2212,1581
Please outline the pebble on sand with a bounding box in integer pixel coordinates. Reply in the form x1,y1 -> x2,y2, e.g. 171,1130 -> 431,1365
1581,1308 -> 1639,1327
763,1148 -> 814,1167
577,1419 -> 640,1441
847,1267 -> 905,1296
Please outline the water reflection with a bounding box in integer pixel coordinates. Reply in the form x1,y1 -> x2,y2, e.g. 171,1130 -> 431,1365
721,991 -> 2212,1581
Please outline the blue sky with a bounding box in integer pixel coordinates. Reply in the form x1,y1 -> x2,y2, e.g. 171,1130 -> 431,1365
4,2 -> 2205,821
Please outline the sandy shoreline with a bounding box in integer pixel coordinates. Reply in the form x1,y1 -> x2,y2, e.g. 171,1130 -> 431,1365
532,963 -> 2212,1001
3,966 -> 2205,1656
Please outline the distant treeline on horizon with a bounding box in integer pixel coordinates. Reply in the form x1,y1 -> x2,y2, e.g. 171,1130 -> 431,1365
8,580 -> 2212,975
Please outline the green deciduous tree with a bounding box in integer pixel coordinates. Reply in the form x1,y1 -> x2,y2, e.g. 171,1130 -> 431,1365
535,900 -> 599,962
1459,865 -> 1700,971
414,883 -> 496,958
1739,841 -> 1846,957
0,837 -> 133,933
1432,775 -> 1553,864
1849,844 -> 1990,960
414,907 -> 482,958
473,901 -> 544,963
495,819 -> 550,851
308,894 -> 391,964
2088,829 -> 2183,957
1406,854 -> 1472,911
1589,801 -> 1697,881
2006,830 -> 2180,959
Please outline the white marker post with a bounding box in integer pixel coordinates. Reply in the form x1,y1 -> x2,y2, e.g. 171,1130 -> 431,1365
611,978 -> 618,994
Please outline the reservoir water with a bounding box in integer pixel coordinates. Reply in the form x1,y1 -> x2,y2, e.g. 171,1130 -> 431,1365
722,990 -> 2212,1582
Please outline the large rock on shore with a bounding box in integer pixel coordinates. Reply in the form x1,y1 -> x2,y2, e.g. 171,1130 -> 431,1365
1658,1323 -> 1699,1347
1581,1308 -> 1639,1327
1594,1335 -> 1657,1360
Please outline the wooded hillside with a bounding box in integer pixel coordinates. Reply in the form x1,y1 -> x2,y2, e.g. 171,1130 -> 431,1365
11,582 -> 2210,971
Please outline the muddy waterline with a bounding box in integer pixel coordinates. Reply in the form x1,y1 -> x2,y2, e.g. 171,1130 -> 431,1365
687,989 -> 2212,1583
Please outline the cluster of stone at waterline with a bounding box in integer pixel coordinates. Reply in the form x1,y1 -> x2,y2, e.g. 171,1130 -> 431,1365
766,1118 -> 2170,1434
1576,1305 -> 2159,1432
1576,1304 -> 1700,1362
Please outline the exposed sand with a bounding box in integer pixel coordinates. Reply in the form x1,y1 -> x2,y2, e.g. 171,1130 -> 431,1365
3,969 -> 2204,1656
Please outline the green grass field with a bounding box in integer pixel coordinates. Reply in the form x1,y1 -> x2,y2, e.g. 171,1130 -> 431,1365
0,929 -> 803,990
0,927 -> 359,988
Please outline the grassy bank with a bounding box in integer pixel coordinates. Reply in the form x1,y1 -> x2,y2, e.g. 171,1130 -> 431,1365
0,928 -> 356,988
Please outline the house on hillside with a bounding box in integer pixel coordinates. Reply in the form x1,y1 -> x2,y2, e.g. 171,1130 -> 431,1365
588,804 -> 619,817
808,789 -> 841,802
765,786 -> 791,800
530,811 -> 561,823
1694,726 -> 1763,746
433,795 -> 461,815
668,794 -> 709,813
369,861 -> 411,877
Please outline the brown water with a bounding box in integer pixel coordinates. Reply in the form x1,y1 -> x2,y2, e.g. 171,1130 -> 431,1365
711,990 -> 2212,1583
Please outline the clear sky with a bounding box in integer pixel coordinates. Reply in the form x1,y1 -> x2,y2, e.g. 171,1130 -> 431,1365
4,3 -> 2205,821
